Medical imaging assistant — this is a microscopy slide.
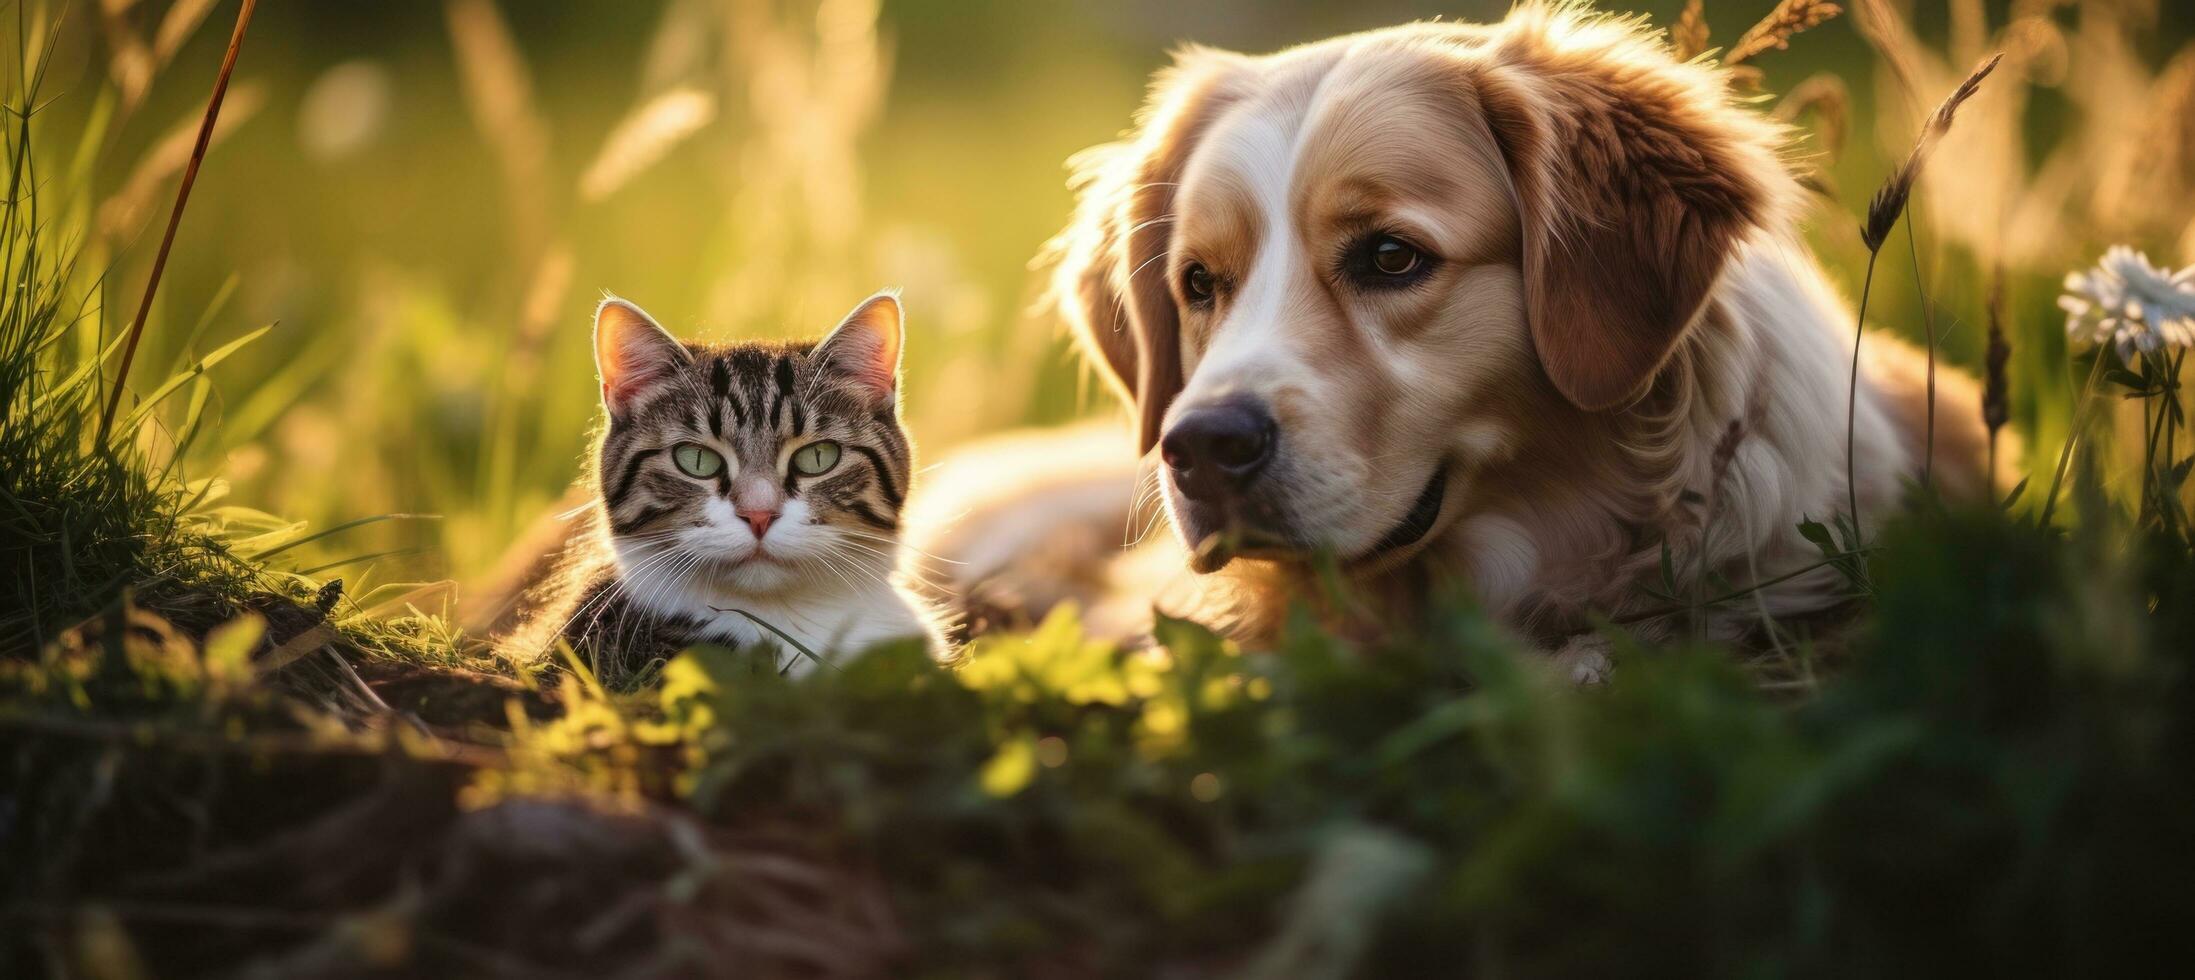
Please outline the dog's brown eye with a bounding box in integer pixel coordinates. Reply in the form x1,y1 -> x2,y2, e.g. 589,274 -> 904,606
1371,237 -> 1420,276
1344,234 -> 1435,290
1182,263 -> 1216,303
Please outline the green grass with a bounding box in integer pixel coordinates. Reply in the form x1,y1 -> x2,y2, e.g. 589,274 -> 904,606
0,58 -> 474,680
9,494 -> 2194,974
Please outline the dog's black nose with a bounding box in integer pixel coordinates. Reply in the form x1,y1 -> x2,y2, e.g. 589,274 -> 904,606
1162,399 -> 1277,497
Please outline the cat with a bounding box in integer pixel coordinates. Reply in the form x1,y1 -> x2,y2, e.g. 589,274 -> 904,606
501,291 -> 942,686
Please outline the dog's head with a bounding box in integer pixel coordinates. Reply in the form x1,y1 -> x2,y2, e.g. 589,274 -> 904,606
1052,7 -> 1793,572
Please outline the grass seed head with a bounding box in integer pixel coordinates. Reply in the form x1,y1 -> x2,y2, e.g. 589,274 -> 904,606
1984,265 -> 2010,433
1774,73 -> 1851,162
1727,0 -> 1844,66
1671,0 -> 1710,61
1862,52 -> 2003,253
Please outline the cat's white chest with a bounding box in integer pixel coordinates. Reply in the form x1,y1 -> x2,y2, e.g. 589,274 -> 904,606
688,589 -> 926,676
611,537 -> 938,676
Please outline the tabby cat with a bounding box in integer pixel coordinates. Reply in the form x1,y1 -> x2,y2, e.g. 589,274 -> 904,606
504,291 -> 940,684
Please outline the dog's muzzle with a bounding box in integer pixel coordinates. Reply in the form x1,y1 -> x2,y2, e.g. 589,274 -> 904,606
1160,397 -> 1449,572
1161,398 -> 1289,571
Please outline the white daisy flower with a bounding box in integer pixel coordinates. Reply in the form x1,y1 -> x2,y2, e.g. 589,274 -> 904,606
2059,246 -> 2195,363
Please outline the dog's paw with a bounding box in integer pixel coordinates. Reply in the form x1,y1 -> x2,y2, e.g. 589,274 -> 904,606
1548,634 -> 1614,686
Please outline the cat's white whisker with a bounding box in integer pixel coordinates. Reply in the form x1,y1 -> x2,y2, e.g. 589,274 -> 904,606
559,547 -> 681,642
802,545 -> 869,596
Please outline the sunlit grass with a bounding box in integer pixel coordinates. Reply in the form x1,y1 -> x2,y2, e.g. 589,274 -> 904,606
33,0 -> 2178,588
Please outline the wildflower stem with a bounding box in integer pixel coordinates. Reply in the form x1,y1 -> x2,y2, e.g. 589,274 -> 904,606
1846,249 -> 1881,534
2142,354 -> 2166,525
2140,349 -> 2186,533
1905,216 -> 1937,492
2040,350 -> 2109,528
95,0 -> 260,447
1987,433 -> 1997,498
2168,350 -> 2185,525
1983,262 -> 2010,499
2168,351 -> 2183,469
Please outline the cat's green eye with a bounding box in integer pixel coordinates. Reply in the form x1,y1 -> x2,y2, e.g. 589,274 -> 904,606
791,441 -> 841,476
672,442 -> 725,479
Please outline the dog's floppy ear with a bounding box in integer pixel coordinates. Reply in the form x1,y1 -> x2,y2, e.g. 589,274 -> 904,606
1050,47 -> 1250,454
1472,17 -> 1787,411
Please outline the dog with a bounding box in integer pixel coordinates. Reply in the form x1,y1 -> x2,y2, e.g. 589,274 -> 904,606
908,5 -> 1995,674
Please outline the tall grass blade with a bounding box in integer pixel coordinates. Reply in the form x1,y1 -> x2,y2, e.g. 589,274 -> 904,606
115,323 -> 270,434
96,0 -> 260,445
250,513 -> 441,563
1906,217 -> 1938,490
1848,51 -> 2000,528
2040,352 -> 2109,527
1845,252 -> 1880,530
722,607 -> 837,674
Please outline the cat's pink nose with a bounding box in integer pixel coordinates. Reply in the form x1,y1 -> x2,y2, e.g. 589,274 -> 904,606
737,508 -> 778,540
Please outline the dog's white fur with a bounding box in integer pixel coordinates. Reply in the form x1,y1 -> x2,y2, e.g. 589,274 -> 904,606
908,6 -> 1993,657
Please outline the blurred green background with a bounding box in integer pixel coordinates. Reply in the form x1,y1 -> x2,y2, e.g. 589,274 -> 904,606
24,0 -> 2195,589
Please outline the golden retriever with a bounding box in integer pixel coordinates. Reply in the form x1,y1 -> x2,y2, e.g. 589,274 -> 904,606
909,5 -> 1991,675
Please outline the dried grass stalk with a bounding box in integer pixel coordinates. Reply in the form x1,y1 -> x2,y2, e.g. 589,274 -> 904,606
445,0 -> 552,260
1773,73 -> 1851,161
1861,52 -> 2001,253
579,87 -> 717,202
508,242 -> 576,386
1983,264 -> 2011,493
704,0 -> 887,328
1795,170 -> 1839,199
1848,0 -> 1929,123
97,1 -> 154,112
1846,51 -> 2000,522
641,0 -> 715,92
97,84 -> 266,242
1949,0 -> 1989,66
2094,48 -> 2195,239
1727,0 -> 1843,66
1671,0 -> 1710,61
151,0 -> 219,67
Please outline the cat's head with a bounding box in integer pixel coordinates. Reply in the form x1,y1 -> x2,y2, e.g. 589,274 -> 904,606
591,291 -> 913,598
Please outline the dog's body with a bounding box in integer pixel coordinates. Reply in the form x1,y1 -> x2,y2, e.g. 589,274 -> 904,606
908,7 -> 1995,665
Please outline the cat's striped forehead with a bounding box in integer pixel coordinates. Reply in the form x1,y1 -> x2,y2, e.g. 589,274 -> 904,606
612,341 -> 877,433
694,342 -> 821,438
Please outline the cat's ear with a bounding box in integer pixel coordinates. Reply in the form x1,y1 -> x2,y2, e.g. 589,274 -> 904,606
593,297 -> 689,416
814,291 -> 902,408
